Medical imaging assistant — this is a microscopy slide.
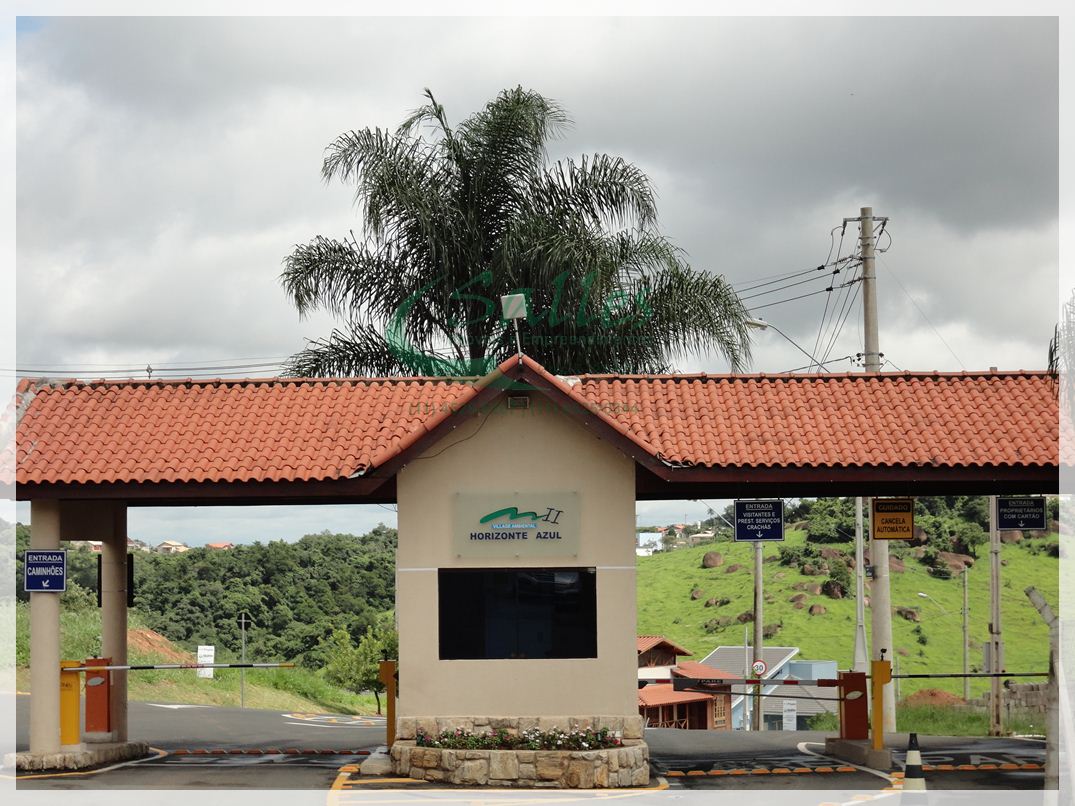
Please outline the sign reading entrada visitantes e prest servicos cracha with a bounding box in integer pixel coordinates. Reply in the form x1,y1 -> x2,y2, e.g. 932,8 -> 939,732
23,549 -> 67,592
733,499 -> 785,542
454,493 -> 580,558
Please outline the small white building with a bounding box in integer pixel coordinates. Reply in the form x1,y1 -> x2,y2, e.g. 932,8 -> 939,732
155,540 -> 190,554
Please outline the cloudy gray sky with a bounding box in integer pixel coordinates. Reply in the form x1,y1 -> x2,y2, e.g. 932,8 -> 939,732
12,15 -> 1060,541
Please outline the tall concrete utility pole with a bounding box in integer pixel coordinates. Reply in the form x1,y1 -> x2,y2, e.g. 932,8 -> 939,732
752,540 -> 764,731
858,206 -> 897,732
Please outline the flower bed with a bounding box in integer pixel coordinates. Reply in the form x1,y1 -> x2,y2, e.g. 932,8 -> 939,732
415,726 -> 623,751
392,716 -> 650,788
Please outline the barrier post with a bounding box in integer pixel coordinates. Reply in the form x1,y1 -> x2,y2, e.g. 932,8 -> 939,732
84,656 -> 112,738
870,659 -> 892,751
59,661 -> 81,747
378,660 -> 397,746
835,671 -> 869,740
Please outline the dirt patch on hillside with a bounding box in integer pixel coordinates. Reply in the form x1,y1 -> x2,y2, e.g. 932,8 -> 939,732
128,628 -> 194,663
903,688 -> 964,707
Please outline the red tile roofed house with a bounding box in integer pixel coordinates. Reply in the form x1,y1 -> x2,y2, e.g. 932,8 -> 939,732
637,635 -> 692,667
205,542 -> 234,551
636,636 -> 737,730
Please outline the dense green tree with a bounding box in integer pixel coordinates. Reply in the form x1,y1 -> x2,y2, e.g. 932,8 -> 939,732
280,86 -> 750,377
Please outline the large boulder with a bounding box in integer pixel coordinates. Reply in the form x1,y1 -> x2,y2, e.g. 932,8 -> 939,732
762,622 -> 782,639
789,593 -> 807,604
736,610 -> 754,624
999,530 -> 1023,544
896,606 -> 921,622
936,551 -> 975,573
702,551 -> 724,568
725,564 -> 743,574
690,588 -> 704,600
888,556 -> 906,573
806,583 -> 823,595
808,604 -> 827,616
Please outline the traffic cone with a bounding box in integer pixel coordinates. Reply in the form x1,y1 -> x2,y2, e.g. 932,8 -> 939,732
902,732 -> 927,795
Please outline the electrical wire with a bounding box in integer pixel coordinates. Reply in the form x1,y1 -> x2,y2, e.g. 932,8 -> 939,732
819,268 -> 863,366
748,275 -> 861,314
778,354 -> 857,374
809,226 -> 851,371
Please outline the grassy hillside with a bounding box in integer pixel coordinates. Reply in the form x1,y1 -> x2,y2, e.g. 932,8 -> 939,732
15,601 -> 380,714
637,529 -> 1060,699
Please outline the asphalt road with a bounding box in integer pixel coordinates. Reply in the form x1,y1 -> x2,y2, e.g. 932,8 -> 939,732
646,728 -> 1046,791
11,697 -> 1047,793
14,693 -> 387,753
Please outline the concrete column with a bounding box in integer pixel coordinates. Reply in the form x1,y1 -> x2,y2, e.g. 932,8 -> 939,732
100,505 -> 128,742
29,499 -> 62,755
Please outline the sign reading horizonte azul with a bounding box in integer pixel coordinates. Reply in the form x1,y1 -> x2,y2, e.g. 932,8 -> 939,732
454,493 -> 580,558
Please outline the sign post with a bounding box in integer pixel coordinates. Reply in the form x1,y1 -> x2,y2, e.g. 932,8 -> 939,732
24,549 -> 67,592
238,612 -> 254,708
996,497 -> 1048,531
735,500 -> 783,732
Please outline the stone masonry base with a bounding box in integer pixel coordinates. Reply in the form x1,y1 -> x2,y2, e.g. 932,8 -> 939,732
12,741 -> 151,771
391,715 -> 650,788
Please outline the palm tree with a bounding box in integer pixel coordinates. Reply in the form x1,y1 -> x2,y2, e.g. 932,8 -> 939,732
281,86 -> 750,377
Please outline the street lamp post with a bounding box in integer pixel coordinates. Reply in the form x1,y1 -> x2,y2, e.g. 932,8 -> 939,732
917,575 -> 970,700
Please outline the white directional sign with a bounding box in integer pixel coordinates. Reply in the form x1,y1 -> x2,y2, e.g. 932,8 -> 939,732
197,645 -> 215,679
782,699 -> 797,731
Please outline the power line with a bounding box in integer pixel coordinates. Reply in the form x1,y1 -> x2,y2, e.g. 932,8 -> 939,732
748,275 -> 861,313
810,226 -> 851,370
778,354 -> 858,373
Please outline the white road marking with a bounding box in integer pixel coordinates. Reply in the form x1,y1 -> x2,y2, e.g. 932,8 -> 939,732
146,703 -> 211,709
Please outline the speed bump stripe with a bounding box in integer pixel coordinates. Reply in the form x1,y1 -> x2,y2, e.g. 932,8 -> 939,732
771,768 -> 792,774
687,770 -> 707,776
837,766 -> 857,772
666,770 -> 684,777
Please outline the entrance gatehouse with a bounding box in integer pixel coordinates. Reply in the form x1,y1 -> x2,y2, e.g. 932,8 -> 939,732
11,356 -> 1059,784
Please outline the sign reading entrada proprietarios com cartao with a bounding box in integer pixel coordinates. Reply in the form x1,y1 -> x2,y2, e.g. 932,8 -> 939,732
453,493 -> 580,558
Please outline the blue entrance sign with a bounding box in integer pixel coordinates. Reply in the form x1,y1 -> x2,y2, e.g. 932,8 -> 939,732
996,497 -> 1047,531
24,550 -> 67,592
734,499 -> 784,542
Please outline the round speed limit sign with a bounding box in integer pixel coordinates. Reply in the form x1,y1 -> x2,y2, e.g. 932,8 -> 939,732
751,659 -> 767,676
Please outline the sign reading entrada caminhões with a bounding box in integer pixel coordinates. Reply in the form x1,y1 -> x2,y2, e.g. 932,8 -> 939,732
454,493 -> 580,557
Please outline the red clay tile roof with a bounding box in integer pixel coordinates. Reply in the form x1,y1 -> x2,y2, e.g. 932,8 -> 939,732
672,660 -> 740,680
637,683 -> 714,708
11,355 -> 1060,487
636,635 -> 693,657
568,370 -> 1060,469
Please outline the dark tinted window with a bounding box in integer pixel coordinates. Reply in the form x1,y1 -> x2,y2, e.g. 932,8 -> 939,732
439,568 -> 597,659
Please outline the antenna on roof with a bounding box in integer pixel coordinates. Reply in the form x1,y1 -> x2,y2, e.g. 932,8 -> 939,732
501,294 -> 527,364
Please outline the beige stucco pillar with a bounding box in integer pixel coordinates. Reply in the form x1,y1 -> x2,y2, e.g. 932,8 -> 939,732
29,499 -> 62,755
100,507 -> 129,741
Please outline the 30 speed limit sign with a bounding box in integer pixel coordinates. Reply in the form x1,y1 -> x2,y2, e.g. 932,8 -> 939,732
751,659 -> 767,676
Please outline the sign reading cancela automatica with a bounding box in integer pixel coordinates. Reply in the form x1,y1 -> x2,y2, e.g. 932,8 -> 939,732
872,498 -> 915,540
454,493 -> 580,557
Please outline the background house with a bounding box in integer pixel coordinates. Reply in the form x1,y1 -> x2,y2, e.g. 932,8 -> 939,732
636,636 -> 736,730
